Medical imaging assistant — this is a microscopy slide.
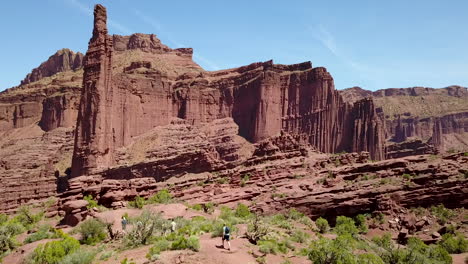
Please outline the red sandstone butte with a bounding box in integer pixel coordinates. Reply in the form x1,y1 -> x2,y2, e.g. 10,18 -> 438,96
71,4 -> 385,177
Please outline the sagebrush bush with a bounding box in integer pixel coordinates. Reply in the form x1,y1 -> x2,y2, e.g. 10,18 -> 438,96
290,229 -> 310,244
25,224 -> 62,244
99,250 -> 116,261
356,253 -> 385,264
334,216 -> 358,235
235,203 -> 251,218
430,204 -> 455,224
204,202 -> 215,214
26,235 -> 80,264
77,218 -> 107,245
58,248 -> 97,264
128,196 -> 145,209
372,235 -> 452,264
258,240 -> 280,255
124,211 -> 167,247
170,235 -> 200,252
147,238 -> 170,258
219,206 -> 235,220
190,204 -> 203,211
315,217 -> 329,233
0,221 -> 25,257
0,214 -> 7,225
83,195 -> 99,209
354,214 -> 368,234
439,233 -> 467,254
270,214 -> 293,230
148,189 -> 172,204
307,235 -> 361,264
14,206 -> 43,230
287,208 -> 304,220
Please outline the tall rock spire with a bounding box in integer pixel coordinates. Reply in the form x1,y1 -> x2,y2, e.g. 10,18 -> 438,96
71,4 -> 114,177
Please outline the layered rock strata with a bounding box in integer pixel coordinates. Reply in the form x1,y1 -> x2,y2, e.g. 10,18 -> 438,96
341,86 -> 468,156
58,124 -> 468,224
71,5 -> 386,178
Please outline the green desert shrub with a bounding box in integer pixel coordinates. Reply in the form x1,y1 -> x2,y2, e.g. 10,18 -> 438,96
14,206 -> 43,230
234,203 -> 251,218
0,214 -> 7,225
203,202 -> 215,214
190,204 -> 203,211
25,225 -> 63,244
356,253 -> 385,264
128,196 -> 145,209
170,235 -> 200,252
219,206 -> 235,220
270,214 -> 293,230
0,221 -> 25,257
99,250 -> 117,261
26,235 -> 80,264
334,216 -> 358,236
148,189 -> 172,204
354,214 -> 368,234
258,239 -> 292,255
83,195 -> 98,209
124,211 -> 167,247
77,218 -> 107,245
290,229 -> 310,244
307,235 -> 358,264
146,238 -> 170,261
287,208 -> 304,220
315,217 -> 329,233
439,233 -> 467,254
430,204 -> 456,225
58,248 -> 97,264
372,235 -> 452,264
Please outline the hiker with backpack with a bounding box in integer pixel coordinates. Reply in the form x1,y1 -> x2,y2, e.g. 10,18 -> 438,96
222,223 -> 231,250
121,216 -> 128,232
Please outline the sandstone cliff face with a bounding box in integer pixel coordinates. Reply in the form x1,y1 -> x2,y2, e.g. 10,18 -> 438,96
0,47 -> 83,213
0,125 -> 74,213
71,5 -> 386,178
341,86 -> 468,156
21,49 -> 83,85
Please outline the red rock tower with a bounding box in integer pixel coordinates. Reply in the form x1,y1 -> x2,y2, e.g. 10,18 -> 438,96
71,4 -> 114,177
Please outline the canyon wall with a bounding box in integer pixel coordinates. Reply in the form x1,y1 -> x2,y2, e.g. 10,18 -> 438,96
71,5 -> 385,177
341,86 -> 468,156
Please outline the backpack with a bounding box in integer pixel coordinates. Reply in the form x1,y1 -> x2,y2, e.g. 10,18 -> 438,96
224,226 -> 230,234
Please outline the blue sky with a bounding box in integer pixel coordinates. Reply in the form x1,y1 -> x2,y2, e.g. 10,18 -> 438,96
1,0 -> 467,91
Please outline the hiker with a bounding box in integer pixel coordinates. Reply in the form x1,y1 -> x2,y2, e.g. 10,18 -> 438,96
171,219 -> 177,233
121,216 -> 128,231
222,223 -> 231,250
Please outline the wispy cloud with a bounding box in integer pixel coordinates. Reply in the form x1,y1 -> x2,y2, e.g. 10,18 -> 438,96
132,8 -> 220,71
310,24 -> 387,89
65,0 -> 133,35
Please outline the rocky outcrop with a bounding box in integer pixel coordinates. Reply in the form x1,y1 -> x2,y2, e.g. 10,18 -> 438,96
0,126 -> 74,213
0,101 -> 42,131
59,123 -> 468,221
71,5 -> 386,178
21,49 -> 83,85
171,153 -> 467,220
340,86 -> 468,157
72,4 -> 114,177
61,118 -> 254,208
39,93 -> 81,131
0,49 -> 83,213
386,139 -> 437,159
